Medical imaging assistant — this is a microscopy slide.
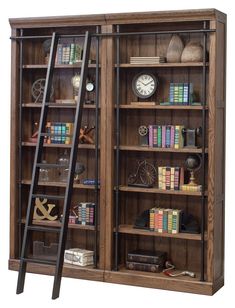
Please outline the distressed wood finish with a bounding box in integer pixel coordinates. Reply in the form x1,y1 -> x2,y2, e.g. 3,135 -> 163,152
9,9 -> 226,296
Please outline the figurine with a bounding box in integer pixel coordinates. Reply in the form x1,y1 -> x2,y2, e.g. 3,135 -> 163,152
79,126 -> 95,144
128,160 -> 157,188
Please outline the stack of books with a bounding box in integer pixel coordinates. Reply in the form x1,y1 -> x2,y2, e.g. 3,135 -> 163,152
149,208 -> 182,234
64,248 -> 94,266
45,122 -> 74,144
169,82 -> 193,105
148,125 -> 184,148
56,43 -> 83,65
130,56 -> 165,64
126,249 -> 167,273
76,202 -> 95,226
158,166 -> 184,190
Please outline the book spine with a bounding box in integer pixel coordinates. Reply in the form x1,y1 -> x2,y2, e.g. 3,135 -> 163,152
127,254 -> 164,265
69,43 -> 75,65
158,208 -> 163,233
153,125 -> 158,147
157,125 -> 162,147
149,207 -> 155,231
174,167 -> 180,190
180,167 -> 185,189
163,209 -> 169,233
174,125 -> 180,149
170,167 -> 175,190
154,208 -> 159,232
165,125 -> 171,148
161,125 -> 166,148
170,125 -> 175,148
126,261 -> 162,273
148,125 -> 153,147
168,209 -> 173,233
162,167 -> 166,190
158,166 -> 163,189
165,167 -> 171,190
172,209 -> 182,234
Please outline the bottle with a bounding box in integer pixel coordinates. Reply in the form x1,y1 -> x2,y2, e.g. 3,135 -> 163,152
39,160 -> 50,182
58,150 -> 69,182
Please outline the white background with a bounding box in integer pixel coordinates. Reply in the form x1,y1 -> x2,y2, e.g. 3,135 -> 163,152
0,0 -> 234,307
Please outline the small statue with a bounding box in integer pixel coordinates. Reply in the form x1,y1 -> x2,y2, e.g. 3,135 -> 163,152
79,126 -> 95,144
29,122 -> 39,143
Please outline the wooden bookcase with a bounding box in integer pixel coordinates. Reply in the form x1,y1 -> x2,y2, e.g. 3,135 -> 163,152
9,9 -> 226,295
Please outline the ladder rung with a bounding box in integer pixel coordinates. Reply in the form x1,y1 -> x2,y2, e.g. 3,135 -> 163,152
41,133 -> 73,137
36,163 -> 69,168
32,194 -> 64,200
27,225 -> 61,233
22,257 -> 56,266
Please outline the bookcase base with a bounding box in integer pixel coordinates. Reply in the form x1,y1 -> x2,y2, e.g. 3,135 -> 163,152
9,259 -> 224,295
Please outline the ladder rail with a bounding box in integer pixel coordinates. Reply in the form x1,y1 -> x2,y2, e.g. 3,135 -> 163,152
16,32 -> 59,294
52,31 -> 92,300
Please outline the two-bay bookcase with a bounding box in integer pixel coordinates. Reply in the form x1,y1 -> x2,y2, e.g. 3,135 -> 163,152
9,9 -> 226,295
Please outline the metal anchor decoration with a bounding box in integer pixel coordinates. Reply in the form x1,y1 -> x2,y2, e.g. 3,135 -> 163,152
33,198 -> 58,221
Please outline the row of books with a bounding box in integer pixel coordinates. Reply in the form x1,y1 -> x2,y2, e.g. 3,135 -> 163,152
69,202 -> 95,226
148,125 -> 184,148
158,166 -> 184,191
45,122 -> 74,144
149,207 -> 182,234
169,82 -> 193,105
56,43 -> 83,65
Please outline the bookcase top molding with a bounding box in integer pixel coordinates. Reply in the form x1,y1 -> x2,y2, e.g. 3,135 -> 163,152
9,8 -> 226,29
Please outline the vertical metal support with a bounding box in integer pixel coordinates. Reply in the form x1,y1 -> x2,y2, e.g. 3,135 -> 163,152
94,26 -> 100,268
52,31 -> 91,299
114,25 -> 120,271
18,28 -> 23,256
200,21 -> 207,282
16,32 -> 59,295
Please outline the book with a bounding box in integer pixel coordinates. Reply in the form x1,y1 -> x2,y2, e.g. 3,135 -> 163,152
171,209 -> 182,234
148,125 -> 153,147
127,250 -> 167,265
64,248 -> 94,266
126,261 -> 163,273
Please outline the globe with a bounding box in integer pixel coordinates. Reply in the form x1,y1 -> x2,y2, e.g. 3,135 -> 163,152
185,155 -> 201,171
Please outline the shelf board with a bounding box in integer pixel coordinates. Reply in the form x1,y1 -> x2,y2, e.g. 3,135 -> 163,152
117,145 -> 207,153
117,224 -> 202,241
21,179 -> 97,190
118,62 -> 208,68
118,104 -> 207,110
21,218 -> 95,231
21,142 -> 97,149
22,103 -> 97,109
118,185 -> 206,196
22,64 -> 98,69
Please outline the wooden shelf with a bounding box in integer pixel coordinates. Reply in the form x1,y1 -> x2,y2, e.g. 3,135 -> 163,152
21,218 -> 96,231
22,64 -> 98,69
118,62 -> 208,68
21,142 -> 97,149
21,179 -> 97,190
118,104 -> 207,110
117,145 -> 208,153
22,103 -> 98,109
118,185 -> 206,196
117,224 -> 202,241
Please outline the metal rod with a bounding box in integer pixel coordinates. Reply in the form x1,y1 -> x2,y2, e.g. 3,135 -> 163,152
16,32 -> 59,295
114,25 -> 120,271
18,28 -> 23,257
10,28 -> 216,40
52,31 -> 91,300
94,25 -> 100,268
200,20 -> 207,282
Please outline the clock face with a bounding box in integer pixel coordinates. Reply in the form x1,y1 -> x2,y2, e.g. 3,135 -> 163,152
132,73 -> 157,99
86,82 -> 95,92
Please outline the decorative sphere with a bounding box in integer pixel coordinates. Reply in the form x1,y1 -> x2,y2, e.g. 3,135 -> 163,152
185,155 -> 201,171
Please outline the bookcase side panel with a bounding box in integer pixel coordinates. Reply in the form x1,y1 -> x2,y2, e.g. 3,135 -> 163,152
213,19 -> 226,283
10,28 -> 20,260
